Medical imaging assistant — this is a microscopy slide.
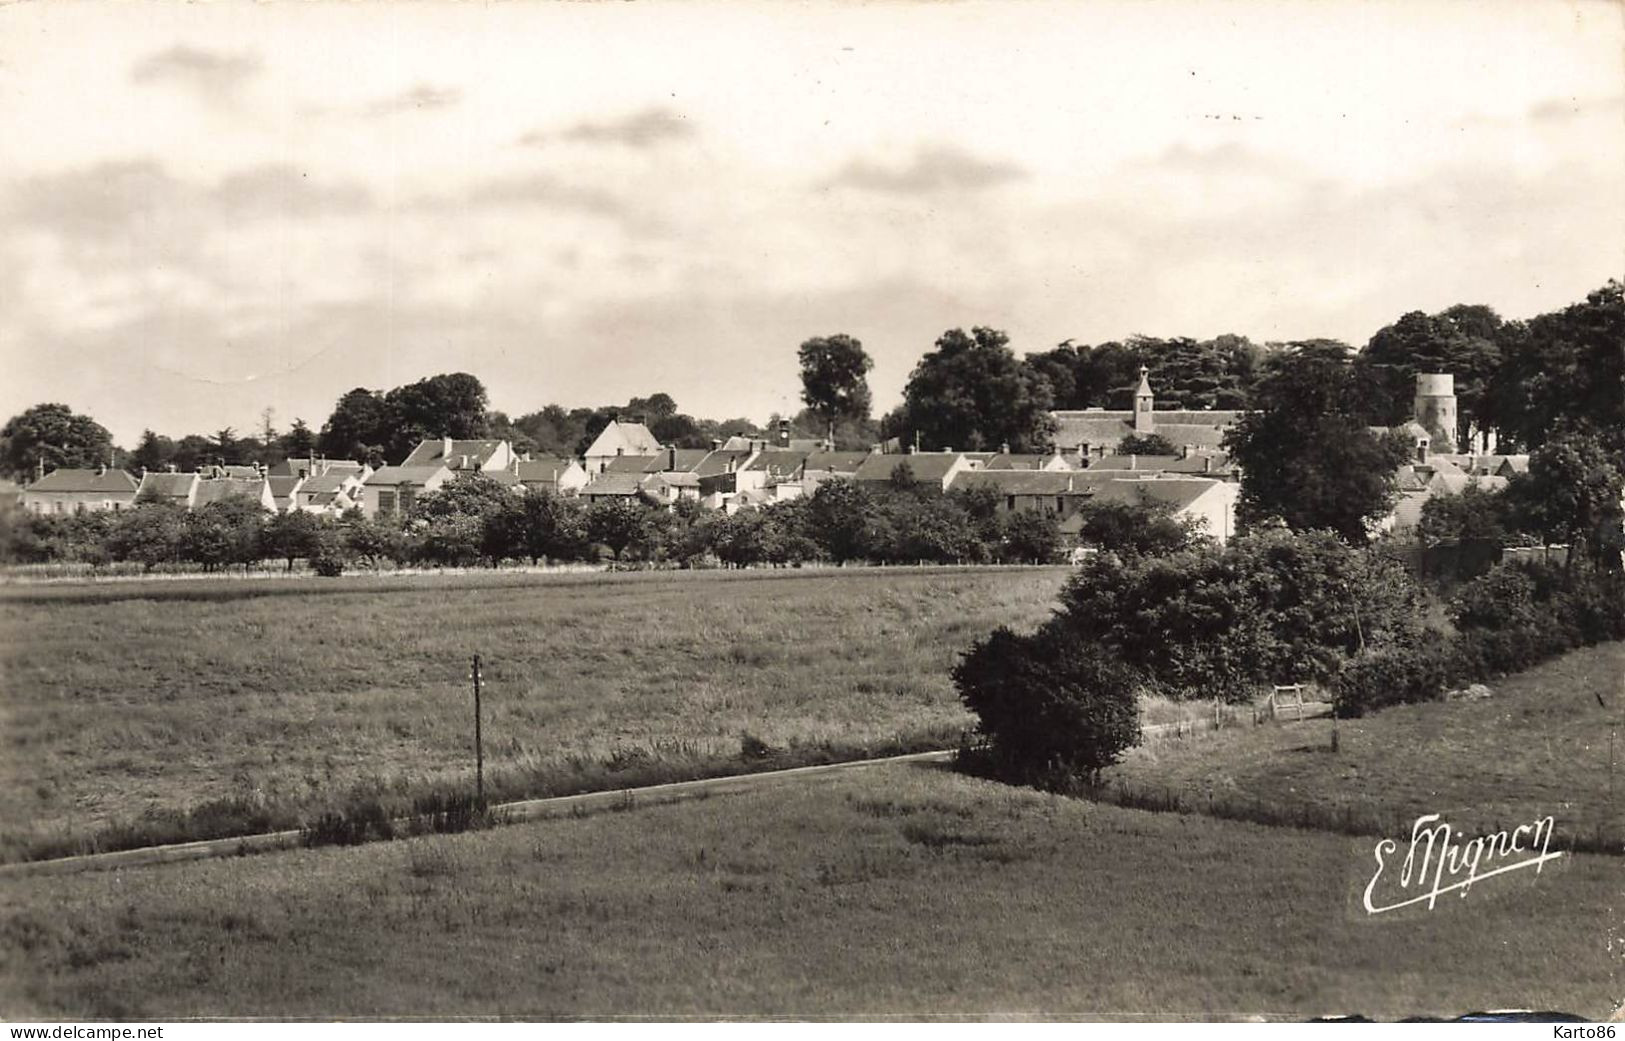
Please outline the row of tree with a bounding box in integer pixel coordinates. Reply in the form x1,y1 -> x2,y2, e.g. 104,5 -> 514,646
0,472 -> 1210,573
5,282 -> 1615,484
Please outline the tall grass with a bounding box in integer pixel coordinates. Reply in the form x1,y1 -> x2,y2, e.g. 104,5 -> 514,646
0,566 -> 1068,860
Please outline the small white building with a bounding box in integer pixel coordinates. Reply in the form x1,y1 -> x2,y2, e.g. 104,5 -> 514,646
361,465 -> 452,518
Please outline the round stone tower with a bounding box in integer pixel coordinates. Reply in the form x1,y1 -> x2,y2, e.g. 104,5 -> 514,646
1413,373 -> 1458,454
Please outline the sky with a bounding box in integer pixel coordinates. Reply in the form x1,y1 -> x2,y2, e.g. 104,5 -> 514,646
1,0 -> 1621,447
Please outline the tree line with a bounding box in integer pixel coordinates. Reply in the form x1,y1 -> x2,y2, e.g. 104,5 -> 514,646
0,470 -> 1211,573
5,281 -> 1614,485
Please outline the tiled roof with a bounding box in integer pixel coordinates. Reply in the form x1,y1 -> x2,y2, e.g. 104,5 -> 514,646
604,454 -> 661,475
516,457 -> 578,482
951,470 -> 1084,496
1053,410 -> 1239,451
136,472 -> 198,500
803,452 -> 870,473
1431,473 -> 1510,496
745,450 -> 810,476
984,453 -> 1068,470
1083,477 -> 1221,511
1091,454 -> 1182,471
581,473 -> 646,496
26,468 -> 139,494
267,457 -> 365,478
266,476 -> 302,500
193,479 -> 269,507
852,452 -> 963,483
693,449 -> 758,478
645,471 -> 700,488
297,472 -> 352,495
401,439 -> 505,468
366,465 -> 450,486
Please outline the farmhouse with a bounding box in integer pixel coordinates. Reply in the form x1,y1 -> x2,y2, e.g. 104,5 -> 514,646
401,438 -> 514,475
582,419 -> 663,475
193,476 -> 277,512
135,470 -> 201,508
514,456 -> 589,496
20,467 -> 139,514
361,465 -> 453,518
852,451 -> 972,493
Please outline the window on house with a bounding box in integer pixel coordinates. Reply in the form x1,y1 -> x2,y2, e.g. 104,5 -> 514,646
1006,495 -> 1016,511
400,487 -> 416,513
378,490 -> 396,516
1056,496 -> 1064,513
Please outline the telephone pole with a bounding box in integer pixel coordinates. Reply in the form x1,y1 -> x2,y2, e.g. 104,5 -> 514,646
471,653 -> 484,806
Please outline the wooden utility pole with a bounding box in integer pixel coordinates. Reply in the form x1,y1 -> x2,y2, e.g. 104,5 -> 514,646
472,653 -> 484,806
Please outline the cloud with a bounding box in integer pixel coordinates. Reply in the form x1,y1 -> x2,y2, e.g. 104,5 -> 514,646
826,144 -> 1027,195
365,84 -> 463,117
130,45 -> 262,99
3,161 -> 374,244
522,107 -> 696,149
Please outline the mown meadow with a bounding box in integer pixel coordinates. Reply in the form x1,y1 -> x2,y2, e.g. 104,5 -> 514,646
0,566 -> 1071,859
1103,641 -> 1625,849
1,762 -> 1615,1019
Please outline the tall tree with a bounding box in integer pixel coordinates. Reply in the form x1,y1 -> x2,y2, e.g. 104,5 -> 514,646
1357,306 -> 1503,445
280,418 -> 317,459
1486,281 -> 1624,452
318,388 -> 390,462
1504,423 -> 1625,570
0,403 -> 115,481
381,372 -> 491,462
1224,342 -> 1411,543
131,429 -> 175,474
892,327 -> 1056,452
798,334 -> 875,443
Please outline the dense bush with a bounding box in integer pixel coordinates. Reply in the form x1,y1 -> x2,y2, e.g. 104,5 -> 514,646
1336,562 -> 1625,716
1052,528 -> 1423,702
954,626 -> 1142,787
1445,562 -> 1625,682
1331,641 -> 1453,717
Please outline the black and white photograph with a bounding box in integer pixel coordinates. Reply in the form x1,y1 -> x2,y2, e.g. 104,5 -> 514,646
0,0 -> 1621,1025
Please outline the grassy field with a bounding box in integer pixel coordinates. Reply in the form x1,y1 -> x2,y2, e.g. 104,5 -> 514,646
1,762 -> 1616,1020
1105,641 -> 1625,848
0,566 -> 1073,859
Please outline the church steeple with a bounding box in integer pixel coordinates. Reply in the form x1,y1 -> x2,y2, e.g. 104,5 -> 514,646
1133,365 -> 1155,432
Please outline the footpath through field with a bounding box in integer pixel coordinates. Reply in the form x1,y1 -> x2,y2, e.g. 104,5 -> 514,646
0,707 -> 1328,880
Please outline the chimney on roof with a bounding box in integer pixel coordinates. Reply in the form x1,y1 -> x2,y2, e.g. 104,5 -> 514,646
667,445 -> 677,472
97,463 -> 106,476
1000,442 -> 1010,455
711,438 -> 722,452
906,445 -> 917,455
36,458 -> 46,482
1203,456 -> 1213,474
1129,454 -> 1137,471
442,436 -> 453,458
1180,444 -> 1192,460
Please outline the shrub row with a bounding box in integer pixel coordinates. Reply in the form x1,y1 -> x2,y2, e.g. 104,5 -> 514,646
1332,562 -> 1625,716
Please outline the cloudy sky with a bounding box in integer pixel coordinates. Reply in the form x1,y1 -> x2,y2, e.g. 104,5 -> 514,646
1,0 -> 1620,446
